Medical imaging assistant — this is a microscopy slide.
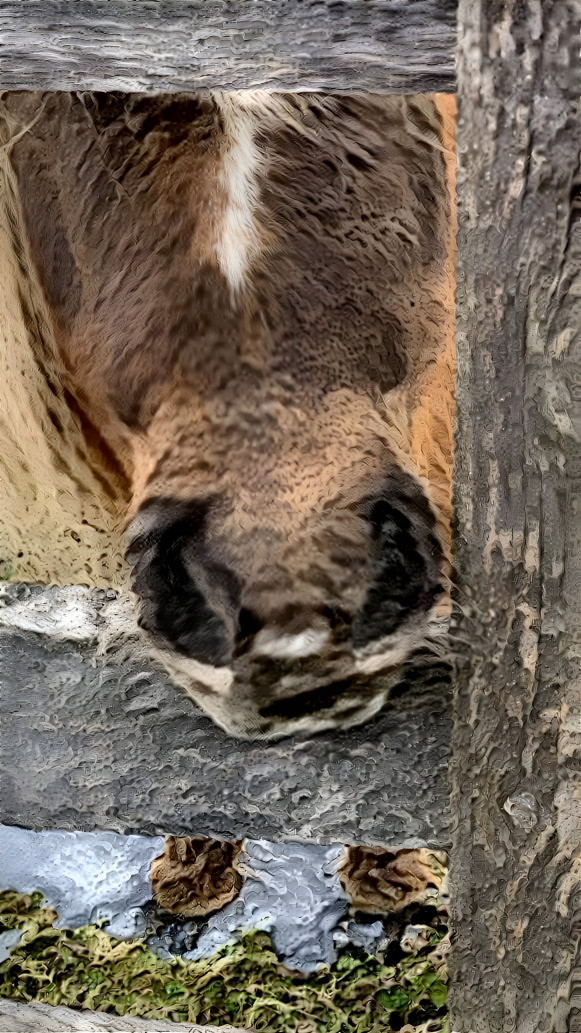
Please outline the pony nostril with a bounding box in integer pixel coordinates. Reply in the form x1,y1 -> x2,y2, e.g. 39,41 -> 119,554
237,607 -> 262,643
351,496 -> 444,649
173,615 -> 232,667
127,496 -> 240,668
136,549 -> 234,667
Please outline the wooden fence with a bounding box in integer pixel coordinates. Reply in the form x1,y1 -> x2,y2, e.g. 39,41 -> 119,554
0,2 -> 579,1030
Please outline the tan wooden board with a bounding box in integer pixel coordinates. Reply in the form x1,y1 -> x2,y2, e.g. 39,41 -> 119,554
0,0 -> 456,93
0,999 -> 249,1033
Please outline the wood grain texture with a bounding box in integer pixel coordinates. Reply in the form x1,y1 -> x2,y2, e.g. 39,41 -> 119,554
0,0 -> 456,93
0,999 -> 246,1032
450,1 -> 581,1030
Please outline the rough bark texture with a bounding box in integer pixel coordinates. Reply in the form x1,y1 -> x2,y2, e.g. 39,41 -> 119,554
450,2 -> 581,1031
0,0 -> 456,93
0,999 -> 246,1033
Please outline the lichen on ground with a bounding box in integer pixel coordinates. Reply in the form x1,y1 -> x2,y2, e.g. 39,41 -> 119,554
0,890 -> 448,1032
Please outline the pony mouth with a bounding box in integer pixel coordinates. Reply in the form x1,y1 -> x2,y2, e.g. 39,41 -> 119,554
145,609 -> 447,740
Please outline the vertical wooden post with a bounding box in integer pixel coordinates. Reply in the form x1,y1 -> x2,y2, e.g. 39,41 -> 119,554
450,1 -> 581,1030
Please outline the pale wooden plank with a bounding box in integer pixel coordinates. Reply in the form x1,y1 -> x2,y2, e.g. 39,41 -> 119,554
0,999 -> 247,1033
0,0 -> 456,93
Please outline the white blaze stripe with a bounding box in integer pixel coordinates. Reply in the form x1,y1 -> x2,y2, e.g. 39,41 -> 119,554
214,100 -> 264,292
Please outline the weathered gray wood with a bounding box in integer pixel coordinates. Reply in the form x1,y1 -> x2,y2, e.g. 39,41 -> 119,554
0,585 -> 451,849
449,1 -> 581,1031
0,0 -> 456,93
0,999 -> 246,1033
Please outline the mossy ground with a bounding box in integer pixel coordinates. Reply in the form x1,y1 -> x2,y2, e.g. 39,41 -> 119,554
0,890 -> 448,1032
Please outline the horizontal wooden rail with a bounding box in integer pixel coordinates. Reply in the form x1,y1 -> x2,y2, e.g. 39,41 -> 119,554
0,1000 -> 247,1033
0,0 -> 456,93
0,585 -> 451,847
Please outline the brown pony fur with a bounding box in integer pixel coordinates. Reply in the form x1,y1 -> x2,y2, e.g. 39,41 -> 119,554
0,92 -> 455,738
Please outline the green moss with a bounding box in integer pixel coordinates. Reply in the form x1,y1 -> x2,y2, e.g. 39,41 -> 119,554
0,559 -> 14,581
0,891 -> 448,1032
